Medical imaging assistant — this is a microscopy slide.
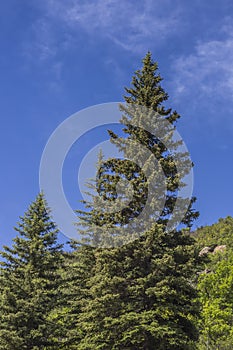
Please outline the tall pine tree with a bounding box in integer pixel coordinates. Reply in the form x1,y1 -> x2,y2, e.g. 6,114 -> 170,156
75,53 -> 201,349
0,193 -> 64,350
78,52 -> 198,247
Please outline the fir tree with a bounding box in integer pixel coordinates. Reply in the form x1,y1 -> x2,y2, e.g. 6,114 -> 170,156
77,225 -> 200,350
56,242 -> 96,349
75,53 -> 201,349
78,52 -> 199,247
0,193 -> 64,350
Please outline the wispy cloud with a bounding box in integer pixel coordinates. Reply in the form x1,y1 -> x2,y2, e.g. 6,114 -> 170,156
36,0 -> 182,55
172,25 -> 233,102
22,18 -> 57,62
21,15 -> 66,89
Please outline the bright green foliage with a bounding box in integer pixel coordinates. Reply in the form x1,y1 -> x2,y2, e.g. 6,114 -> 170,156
0,193 -> 63,350
77,225 -> 200,349
194,216 -> 233,250
196,217 -> 233,349
198,252 -> 233,349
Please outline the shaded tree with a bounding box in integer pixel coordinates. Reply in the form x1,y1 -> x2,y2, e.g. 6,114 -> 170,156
0,193 -> 63,350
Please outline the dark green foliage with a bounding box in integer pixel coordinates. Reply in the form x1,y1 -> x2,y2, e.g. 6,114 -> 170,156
0,193 -> 63,350
78,52 -> 199,247
115,52 -> 199,229
57,243 -> 96,349
0,53 -> 211,349
75,53 -> 201,349
77,225 -> 200,350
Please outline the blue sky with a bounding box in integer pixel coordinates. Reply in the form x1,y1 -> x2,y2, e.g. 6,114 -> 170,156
1,0 -> 233,247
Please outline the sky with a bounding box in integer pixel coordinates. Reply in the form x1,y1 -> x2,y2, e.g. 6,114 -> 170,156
1,0 -> 233,247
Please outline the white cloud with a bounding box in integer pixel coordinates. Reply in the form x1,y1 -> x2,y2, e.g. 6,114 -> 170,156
38,0 -> 181,54
172,31 -> 233,101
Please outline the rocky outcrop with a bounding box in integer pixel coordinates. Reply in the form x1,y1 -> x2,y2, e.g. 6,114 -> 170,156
199,245 -> 226,257
199,247 -> 212,256
213,245 -> 226,254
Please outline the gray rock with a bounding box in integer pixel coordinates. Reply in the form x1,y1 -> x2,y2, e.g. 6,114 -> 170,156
199,246 -> 212,256
213,245 -> 226,254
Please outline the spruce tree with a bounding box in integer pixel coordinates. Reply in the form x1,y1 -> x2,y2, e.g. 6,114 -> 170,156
77,225 -> 200,350
0,193 -> 64,350
56,243 -> 96,349
75,53 -> 201,349
78,52 -> 198,247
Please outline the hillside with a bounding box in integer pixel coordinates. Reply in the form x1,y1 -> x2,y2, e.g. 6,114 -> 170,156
193,216 -> 233,250
194,217 -> 233,349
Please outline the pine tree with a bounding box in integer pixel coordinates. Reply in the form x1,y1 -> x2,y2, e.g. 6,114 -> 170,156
75,53 -> 201,349
77,225 -> 200,350
56,242 -> 96,349
78,52 -> 198,247
0,193 -> 64,350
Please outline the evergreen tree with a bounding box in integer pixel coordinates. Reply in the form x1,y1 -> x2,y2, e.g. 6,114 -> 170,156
75,53 -> 201,349
78,52 -> 198,247
77,225 -> 200,350
0,193 -> 64,350
56,243 -> 96,349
